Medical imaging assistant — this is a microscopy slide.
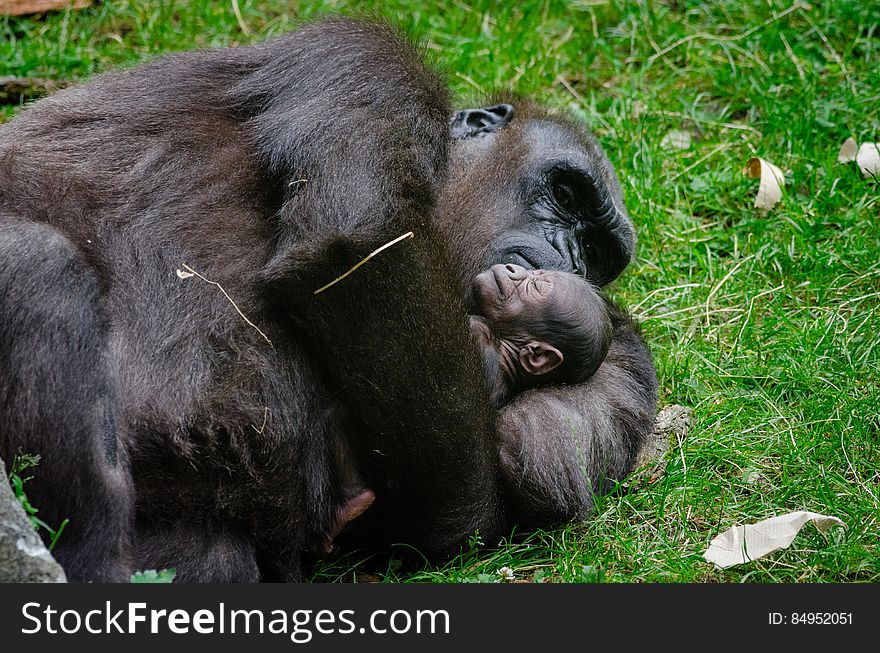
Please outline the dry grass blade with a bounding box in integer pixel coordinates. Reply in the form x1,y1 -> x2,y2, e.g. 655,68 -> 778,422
645,1 -> 807,68
230,0 -> 252,36
313,231 -> 415,295
177,263 -> 273,347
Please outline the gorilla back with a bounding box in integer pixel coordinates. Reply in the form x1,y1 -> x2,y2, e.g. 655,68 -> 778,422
0,18 -> 656,582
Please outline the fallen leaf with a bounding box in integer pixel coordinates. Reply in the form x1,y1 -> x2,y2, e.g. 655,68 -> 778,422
744,470 -> 769,486
837,137 -> 857,163
703,511 -> 845,569
856,142 -> 880,178
744,157 -> 785,212
660,129 -> 692,150
0,1 -> 91,17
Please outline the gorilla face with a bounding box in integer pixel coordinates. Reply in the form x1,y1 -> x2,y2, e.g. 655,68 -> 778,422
447,103 -> 635,289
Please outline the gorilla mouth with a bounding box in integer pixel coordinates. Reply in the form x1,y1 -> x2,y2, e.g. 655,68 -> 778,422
500,250 -> 539,270
487,236 -> 561,274
471,270 -> 502,316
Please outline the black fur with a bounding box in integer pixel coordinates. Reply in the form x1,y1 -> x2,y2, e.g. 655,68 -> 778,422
0,17 -> 656,582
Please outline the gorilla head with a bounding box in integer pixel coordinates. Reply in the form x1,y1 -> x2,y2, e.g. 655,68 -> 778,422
439,100 -> 636,291
470,263 -> 613,407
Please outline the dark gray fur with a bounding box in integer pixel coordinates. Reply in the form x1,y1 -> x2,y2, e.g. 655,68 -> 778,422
0,17 -> 656,582
498,306 -> 658,526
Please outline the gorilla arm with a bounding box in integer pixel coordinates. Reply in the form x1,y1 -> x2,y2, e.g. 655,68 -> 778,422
248,19 -> 505,556
497,304 -> 657,527
275,210 -> 506,559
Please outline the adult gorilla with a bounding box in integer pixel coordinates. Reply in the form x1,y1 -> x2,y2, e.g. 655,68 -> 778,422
0,18 -> 656,581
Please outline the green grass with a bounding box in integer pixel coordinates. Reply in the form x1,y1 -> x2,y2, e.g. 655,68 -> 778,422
3,0 -> 877,583
6,454 -> 68,551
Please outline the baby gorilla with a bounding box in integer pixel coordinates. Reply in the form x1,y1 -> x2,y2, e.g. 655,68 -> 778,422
317,263 -> 612,556
470,263 -> 613,407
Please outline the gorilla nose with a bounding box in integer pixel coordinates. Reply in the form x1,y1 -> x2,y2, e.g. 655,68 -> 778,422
552,230 -> 584,276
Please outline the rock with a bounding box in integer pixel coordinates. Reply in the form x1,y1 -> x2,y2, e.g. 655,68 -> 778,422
625,404 -> 693,488
0,76 -> 69,104
0,455 -> 66,582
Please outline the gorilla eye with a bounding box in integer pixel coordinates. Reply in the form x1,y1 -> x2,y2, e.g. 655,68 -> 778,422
550,171 -> 586,215
581,239 -> 595,263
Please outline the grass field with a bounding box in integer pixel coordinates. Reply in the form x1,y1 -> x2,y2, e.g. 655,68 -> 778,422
2,0 -> 877,583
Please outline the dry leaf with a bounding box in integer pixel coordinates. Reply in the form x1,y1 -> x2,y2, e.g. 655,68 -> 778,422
660,129 -> 692,150
856,142 -> 880,178
0,1 -> 91,17
837,137 -> 857,163
744,157 -> 785,211
176,268 -> 194,279
703,511 -> 845,569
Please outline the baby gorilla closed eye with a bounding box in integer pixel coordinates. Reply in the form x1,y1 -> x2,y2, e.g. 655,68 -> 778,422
470,264 -> 612,407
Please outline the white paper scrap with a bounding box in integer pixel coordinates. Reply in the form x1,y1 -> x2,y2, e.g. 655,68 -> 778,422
744,157 -> 785,212
703,511 -> 845,569
856,142 -> 880,178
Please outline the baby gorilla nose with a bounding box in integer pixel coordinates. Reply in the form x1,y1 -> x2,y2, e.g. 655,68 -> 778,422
490,263 -> 528,296
496,263 -> 528,279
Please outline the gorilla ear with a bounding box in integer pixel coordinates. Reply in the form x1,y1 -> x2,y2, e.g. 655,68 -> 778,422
518,341 -> 563,377
450,104 -> 514,139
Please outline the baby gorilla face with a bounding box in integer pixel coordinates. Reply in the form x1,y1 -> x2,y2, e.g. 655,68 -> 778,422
471,263 -> 612,390
472,263 -> 569,338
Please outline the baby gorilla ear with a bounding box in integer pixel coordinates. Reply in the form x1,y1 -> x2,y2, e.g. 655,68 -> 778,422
518,341 -> 564,376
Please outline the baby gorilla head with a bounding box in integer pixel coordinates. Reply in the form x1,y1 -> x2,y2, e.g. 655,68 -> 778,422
470,264 -> 612,406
